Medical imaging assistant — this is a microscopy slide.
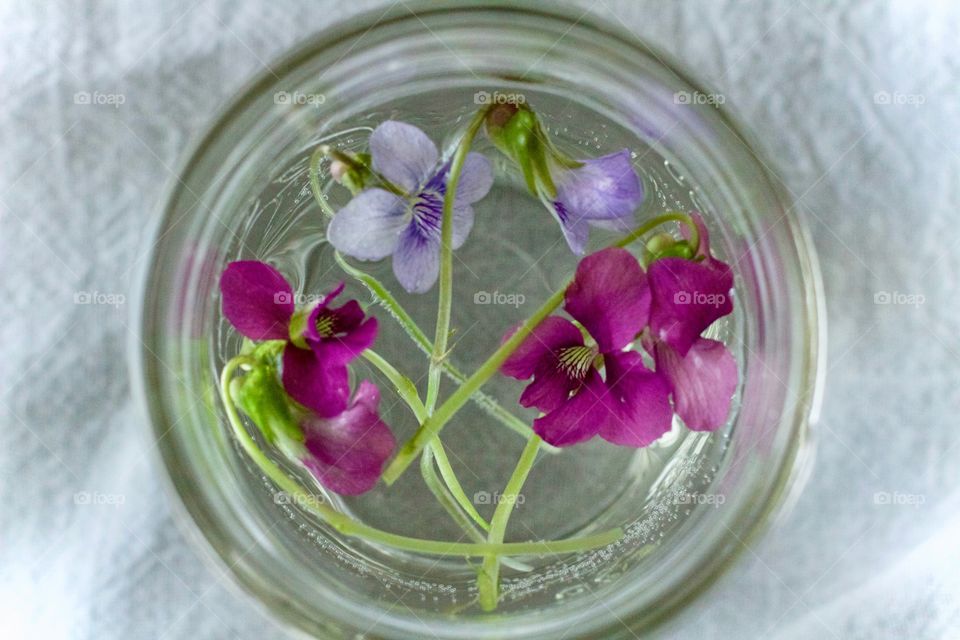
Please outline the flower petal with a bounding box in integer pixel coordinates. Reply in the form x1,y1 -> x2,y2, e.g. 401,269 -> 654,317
455,152 -> 494,204
500,316 -> 584,380
300,380 -> 396,495
370,121 -> 438,192
683,211 -> 711,258
281,344 -> 349,418
648,257 -> 733,357
555,150 -> 643,222
327,189 -> 408,261
220,261 -> 294,340
392,224 -> 440,293
517,364 -> 581,413
600,351 -> 673,447
654,338 -> 737,431
308,304 -> 379,366
564,247 -> 650,353
588,215 -> 636,233
532,371 -> 608,447
552,200 -> 590,255
452,203 -> 475,250
681,211 -> 731,273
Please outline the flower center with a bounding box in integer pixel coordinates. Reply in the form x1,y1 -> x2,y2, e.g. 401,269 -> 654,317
315,312 -> 337,338
410,189 -> 444,239
556,345 -> 597,381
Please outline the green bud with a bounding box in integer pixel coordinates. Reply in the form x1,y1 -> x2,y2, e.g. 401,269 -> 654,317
232,364 -> 304,444
486,104 -> 543,196
485,102 -> 585,201
645,232 -> 677,256
322,146 -> 373,196
338,152 -> 372,195
645,233 -> 696,263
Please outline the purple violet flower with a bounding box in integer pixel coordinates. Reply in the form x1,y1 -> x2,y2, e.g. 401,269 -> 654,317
299,380 -> 396,495
644,213 -> 738,430
327,121 -> 493,294
501,248 -> 673,448
647,213 -> 734,357
548,150 -> 645,255
220,260 -> 377,417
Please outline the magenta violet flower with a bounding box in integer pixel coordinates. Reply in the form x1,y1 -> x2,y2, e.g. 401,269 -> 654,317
220,260 -> 377,418
298,380 -> 396,495
500,248 -> 673,448
327,121 -> 494,294
644,213 -> 738,430
501,223 -> 739,446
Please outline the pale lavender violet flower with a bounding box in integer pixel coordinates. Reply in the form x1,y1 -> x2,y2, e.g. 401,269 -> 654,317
548,150 -> 645,255
327,121 -> 493,294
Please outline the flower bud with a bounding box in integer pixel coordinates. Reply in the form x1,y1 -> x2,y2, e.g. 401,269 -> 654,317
232,364 -> 304,444
485,104 -> 556,196
645,232 -> 695,263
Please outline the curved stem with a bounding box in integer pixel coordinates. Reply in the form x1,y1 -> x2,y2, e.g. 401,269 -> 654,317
425,109 -> 489,414
615,211 -> 699,254
478,434 -> 541,611
362,350 -> 426,422
420,445 -> 486,536
420,445 -> 531,572
383,211 -> 698,484
219,356 -> 621,557
430,439 -> 490,531
358,352 -> 493,532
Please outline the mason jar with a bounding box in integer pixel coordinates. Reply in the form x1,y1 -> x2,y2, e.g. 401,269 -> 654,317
131,2 -> 824,638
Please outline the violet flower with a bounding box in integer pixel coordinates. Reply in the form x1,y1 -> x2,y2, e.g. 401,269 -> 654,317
327,121 -> 493,294
644,213 -> 738,430
483,104 -> 643,255
548,150 -> 644,255
501,248 -> 672,448
220,260 -> 377,417
298,380 -> 396,495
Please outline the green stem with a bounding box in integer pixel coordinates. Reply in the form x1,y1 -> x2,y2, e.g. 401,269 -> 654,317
383,211 -> 697,484
335,252 -> 555,448
219,356 -> 621,557
420,445 -> 532,572
362,350 -> 426,421
478,434 -> 542,611
383,286 -> 565,484
616,211 -> 699,254
425,109 -> 489,414
365,351 -> 491,532
430,439 -> 490,531
420,445 -> 486,536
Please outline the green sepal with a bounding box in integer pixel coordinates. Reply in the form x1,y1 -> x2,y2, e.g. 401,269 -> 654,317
287,309 -> 310,349
231,363 -> 304,445
485,102 -> 584,201
645,232 -> 696,263
487,105 -> 546,197
339,152 -> 373,195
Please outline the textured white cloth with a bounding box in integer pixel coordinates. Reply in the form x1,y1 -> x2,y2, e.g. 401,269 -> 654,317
2,1 -> 958,638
